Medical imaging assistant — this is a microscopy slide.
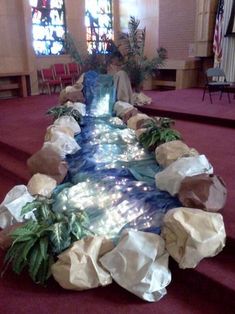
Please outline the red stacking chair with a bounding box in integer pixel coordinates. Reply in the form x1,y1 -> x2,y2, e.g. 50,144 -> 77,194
52,63 -> 73,86
67,62 -> 81,84
40,68 -> 63,95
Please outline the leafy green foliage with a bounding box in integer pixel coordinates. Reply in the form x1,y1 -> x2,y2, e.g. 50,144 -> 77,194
139,118 -> 182,151
65,33 -> 120,74
119,16 -> 167,90
47,105 -> 82,123
3,196 -> 90,285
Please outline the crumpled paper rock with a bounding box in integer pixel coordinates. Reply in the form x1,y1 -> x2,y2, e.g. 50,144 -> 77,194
132,92 -> 152,106
27,145 -> 68,184
0,185 -> 35,229
113,101 -> 133,117
135,128 -> 148,140
178,174 -> 227,212
155,155 -> 213,196
65,101 -> 86,116
0,222 -> 23,249
127,113 -> 152,130
121,107 -> 139,124
51,236 -> 113,290
59,84 -> 84,104
155,140 -> 199,168
162,207 -> 226,268
45,125 -> 74,141
44,131 -> 80,157
54,116 -> 81,135
100,229 -> 171,302
27,173 -> 57,197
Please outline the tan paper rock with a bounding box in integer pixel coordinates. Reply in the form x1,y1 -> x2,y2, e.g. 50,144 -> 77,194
178,174 -> 227,212
45,125 -> 74,141
121,107 -> 138,124
27,173 -> 57,197
162,207 -> 226,269
127,113 -> 152,130
27,146 -> 68,184
132,92 -> 152,106
113,101 -> 133,117
155,140 -> 199,168
51,236 -> 113,290
59,85 -> 84,104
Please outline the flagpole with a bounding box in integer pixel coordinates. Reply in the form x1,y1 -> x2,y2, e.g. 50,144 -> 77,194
213,0 -> 224,68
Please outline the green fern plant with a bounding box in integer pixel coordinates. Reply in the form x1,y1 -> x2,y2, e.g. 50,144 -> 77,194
119,16 -> 167,91
47,106 -> 82,123
139,118 -> 182,151
2,196 -> 90,285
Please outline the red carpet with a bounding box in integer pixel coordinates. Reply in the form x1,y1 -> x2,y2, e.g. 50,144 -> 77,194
143,89 -> 235,127
0,91 -> 234,313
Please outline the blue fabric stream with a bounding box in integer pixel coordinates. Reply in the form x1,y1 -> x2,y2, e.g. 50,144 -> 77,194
52,72 -> 181,240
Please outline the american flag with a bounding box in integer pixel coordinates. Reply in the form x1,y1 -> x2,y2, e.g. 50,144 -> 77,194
213,0 -> 224,63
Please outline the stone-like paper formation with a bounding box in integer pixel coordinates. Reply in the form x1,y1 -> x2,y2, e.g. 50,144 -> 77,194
155,140 -> 198,168
51,236 -> 113,290
100,229 -> 171,302
162,207 -> 226,269
178,174 -> 227,212
27,146 -> 68,184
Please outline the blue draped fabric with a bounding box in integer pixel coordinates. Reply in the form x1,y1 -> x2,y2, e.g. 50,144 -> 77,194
53,73 -> 181,240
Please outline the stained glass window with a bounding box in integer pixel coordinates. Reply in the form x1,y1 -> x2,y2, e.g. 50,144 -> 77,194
85,0 -> 113,54
29,0 -> 66,55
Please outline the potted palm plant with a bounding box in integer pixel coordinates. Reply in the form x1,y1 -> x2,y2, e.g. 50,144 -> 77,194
118,16 -> 167,92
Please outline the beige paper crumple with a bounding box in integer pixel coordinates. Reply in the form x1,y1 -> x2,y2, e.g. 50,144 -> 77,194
178,174 -> 227,212
155,140 -> 198,168
113,101 -> 133,117
45,125 -> 75,141
132,92 -> 152,106
59,79 -> 84,104
155,155 -> 213,196
27,145 -> 68,184
162,207 -> 226,269
100,229 -> 171,302
54,116 -> 81,135
27,173 -> 57,197
127,113 -> 152,130
51,236 -> 114,290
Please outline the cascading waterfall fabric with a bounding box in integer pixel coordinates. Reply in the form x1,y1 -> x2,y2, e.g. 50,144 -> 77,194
51,72 -> 181,240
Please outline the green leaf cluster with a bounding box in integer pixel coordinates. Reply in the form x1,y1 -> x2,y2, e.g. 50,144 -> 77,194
119,16 -> 167,90
47,105 -> 82,123
139,118 -> 182,151
3,196 -> 90,285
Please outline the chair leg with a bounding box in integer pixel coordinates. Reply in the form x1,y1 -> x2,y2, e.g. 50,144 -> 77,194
209,91 -> 213,104
202,88 -> 206,101
220,91 -> 223,100
47,83 -> 51,95
227,92 -> 231,103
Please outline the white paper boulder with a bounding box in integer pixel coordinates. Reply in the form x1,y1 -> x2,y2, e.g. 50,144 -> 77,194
162,207 -> 226,268
54,116 -> 81,135
155,155 -> 213,196
100,229 -> 171,302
